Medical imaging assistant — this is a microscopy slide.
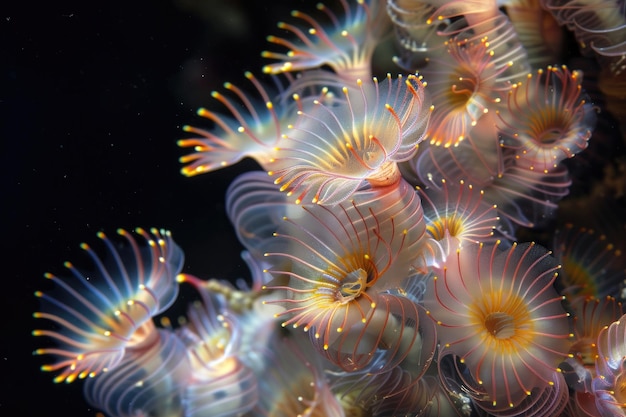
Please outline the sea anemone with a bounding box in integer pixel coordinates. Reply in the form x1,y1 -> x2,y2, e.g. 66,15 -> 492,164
262,0 -> 391,81
263,178 -> 426,371
33,228 -> 183,383
424,241 -> 572,409
417,178 -> 500,257
497,66 -> 595,174
268,73 -> 430,205
420,36 -> 513,148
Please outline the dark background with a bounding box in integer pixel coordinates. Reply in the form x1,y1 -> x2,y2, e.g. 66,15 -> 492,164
1,0 -> 300,414
2,1 -> 625,415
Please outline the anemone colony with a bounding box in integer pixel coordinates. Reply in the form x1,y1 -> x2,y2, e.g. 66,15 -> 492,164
33,0 -> 626,416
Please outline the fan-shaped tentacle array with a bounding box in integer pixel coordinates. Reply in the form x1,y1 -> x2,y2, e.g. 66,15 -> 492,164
424,241 -> 572,412
33,228 -> 183,384
268,73 -> 430,205
262,0 -> 391,81
178,72 -> 300,176
497,65 -> 596,174
262,178 -> 428,371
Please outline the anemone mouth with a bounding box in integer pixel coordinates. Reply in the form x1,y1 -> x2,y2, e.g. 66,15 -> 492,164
427,215 -> 465,241
328,252 -> 378,304
470,293 -> 533,347
447,72 -> 478,109
484,312 -> 517,339
499,66 -> 593,174
338,268 -> 368,301
280,251 -> 380,331
527,109 -> 572,146
365,160 -> 402,188
536,127 -> 565,145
